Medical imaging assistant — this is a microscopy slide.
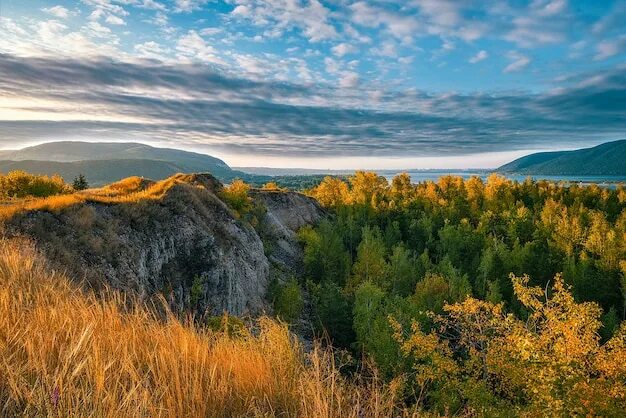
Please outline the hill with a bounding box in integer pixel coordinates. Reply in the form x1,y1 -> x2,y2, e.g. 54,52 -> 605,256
0,172 -> 323,315
497,139 -> 626,175
6,141 -> 227,169
0,142 -> 339,188
1,141 -> 241,181
0,159 -> 186,186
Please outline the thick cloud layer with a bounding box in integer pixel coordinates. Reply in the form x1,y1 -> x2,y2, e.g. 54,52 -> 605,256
0,53 -> 625,157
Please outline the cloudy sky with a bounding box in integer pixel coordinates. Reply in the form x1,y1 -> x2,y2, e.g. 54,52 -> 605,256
0,0 -> 625,168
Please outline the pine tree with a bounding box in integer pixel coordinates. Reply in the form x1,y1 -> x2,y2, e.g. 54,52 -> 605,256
72,174 -> 89,191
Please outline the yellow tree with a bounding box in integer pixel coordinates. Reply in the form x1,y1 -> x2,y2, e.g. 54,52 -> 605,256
348,171 -> 388,206
310,176 -> 348,207
584,211 -> 621,270
261,181 -> 284,191
496,274 -> 626,415
390,172 -> 415,207
465,176 -> 485,214
396,273 -> 626,415
484,174 -> 512,210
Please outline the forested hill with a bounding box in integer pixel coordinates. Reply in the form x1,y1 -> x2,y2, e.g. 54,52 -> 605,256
2,141 -> 236,179
0,141 -> 332,188
0,141 -> 294,186
0,159 -> 189,187
497,139 -> 626,175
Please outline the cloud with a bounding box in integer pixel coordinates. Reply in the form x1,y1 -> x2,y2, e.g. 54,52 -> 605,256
0,53 -> 624,158
200,27 -> 223,36
370,41 -> 397,58
505,16 -> 564,47
339,72 -> 359,88
134,41 -> 169,60
138,0 -> 167,11
594,35 -> 626,61
469,50 -> 488,64
231,5 -> 250,16
174,0 -> 210,13
86,21 -> 113,37
175,31 -> 225,65
42,6 -> 73,19
324,57 -> 340,75
504,51 -> 530,73
531,0 -> 567,17
331,43 -> 357,58
592,2 -> 626,34
229,0 -> 337,42
0,16 -> 121,58
105,15 -> 126,25
350,2 -> 418,42
413,0 -> 461,27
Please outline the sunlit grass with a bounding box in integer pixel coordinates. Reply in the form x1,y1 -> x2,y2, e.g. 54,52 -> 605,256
0,239 -> 404,417
0,174 -> 210,220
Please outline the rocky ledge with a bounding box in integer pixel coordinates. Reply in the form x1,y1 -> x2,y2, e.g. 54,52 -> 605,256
2,174 -> 324,317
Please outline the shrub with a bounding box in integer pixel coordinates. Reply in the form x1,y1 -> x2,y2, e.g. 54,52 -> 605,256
0,170 -> 70,199
220,179 -> 252,216
261,181 -> 284,191
269,278 -> 304,324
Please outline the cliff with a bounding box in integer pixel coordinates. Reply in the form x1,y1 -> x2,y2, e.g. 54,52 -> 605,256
1,173 -> 324,316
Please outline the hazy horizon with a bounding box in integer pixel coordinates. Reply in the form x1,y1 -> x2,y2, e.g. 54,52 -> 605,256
2,138 -> 623,171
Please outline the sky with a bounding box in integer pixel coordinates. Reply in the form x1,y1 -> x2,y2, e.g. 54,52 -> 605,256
0,0 -> 625,169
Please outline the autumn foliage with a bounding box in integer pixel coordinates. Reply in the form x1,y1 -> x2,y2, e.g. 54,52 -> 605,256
0,170 -> 71,199
393,275 -> 626,415
302,171 -> 625,414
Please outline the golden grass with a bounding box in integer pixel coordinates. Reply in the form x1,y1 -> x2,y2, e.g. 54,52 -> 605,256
0,174 -> 196,220
0,239 -> 408,417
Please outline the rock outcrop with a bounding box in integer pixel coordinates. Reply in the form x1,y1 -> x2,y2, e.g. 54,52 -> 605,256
252,190 -> 325,275
2,174 -> 324,317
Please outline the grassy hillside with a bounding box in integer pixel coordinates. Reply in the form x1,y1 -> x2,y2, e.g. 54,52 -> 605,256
498,140 -> 626,175
0,239 -> 397,417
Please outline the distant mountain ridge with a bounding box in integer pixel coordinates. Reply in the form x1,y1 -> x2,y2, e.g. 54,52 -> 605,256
497,140 -> 626,176
0,159 -> 187,186
0,141 -> 251,185
5,141 -> 232,173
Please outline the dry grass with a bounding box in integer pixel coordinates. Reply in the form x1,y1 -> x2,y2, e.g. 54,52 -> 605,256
0,239 -> 409,417
0,174 -> 199,220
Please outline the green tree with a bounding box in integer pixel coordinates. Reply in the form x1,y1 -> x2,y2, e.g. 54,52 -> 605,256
387,244 -> 416,296
299,221 -> 351,285
72,174 -> 89,191
353,281 -> 401,376
309,280 -> 354,348
270,278 -> 303,324
348,225 -> 388,291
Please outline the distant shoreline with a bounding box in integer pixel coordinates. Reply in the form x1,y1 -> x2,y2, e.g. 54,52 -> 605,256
235,167 -> 625,185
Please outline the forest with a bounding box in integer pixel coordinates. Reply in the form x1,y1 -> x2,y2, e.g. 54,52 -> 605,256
292,172 -> 626,415
1,170 -> 625,416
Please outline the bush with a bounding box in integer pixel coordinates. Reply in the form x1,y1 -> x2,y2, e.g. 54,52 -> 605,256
0,170 -> 70,199
261,181 -> 285,191
269,278 -> 304,323
220,179 -> 252,216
